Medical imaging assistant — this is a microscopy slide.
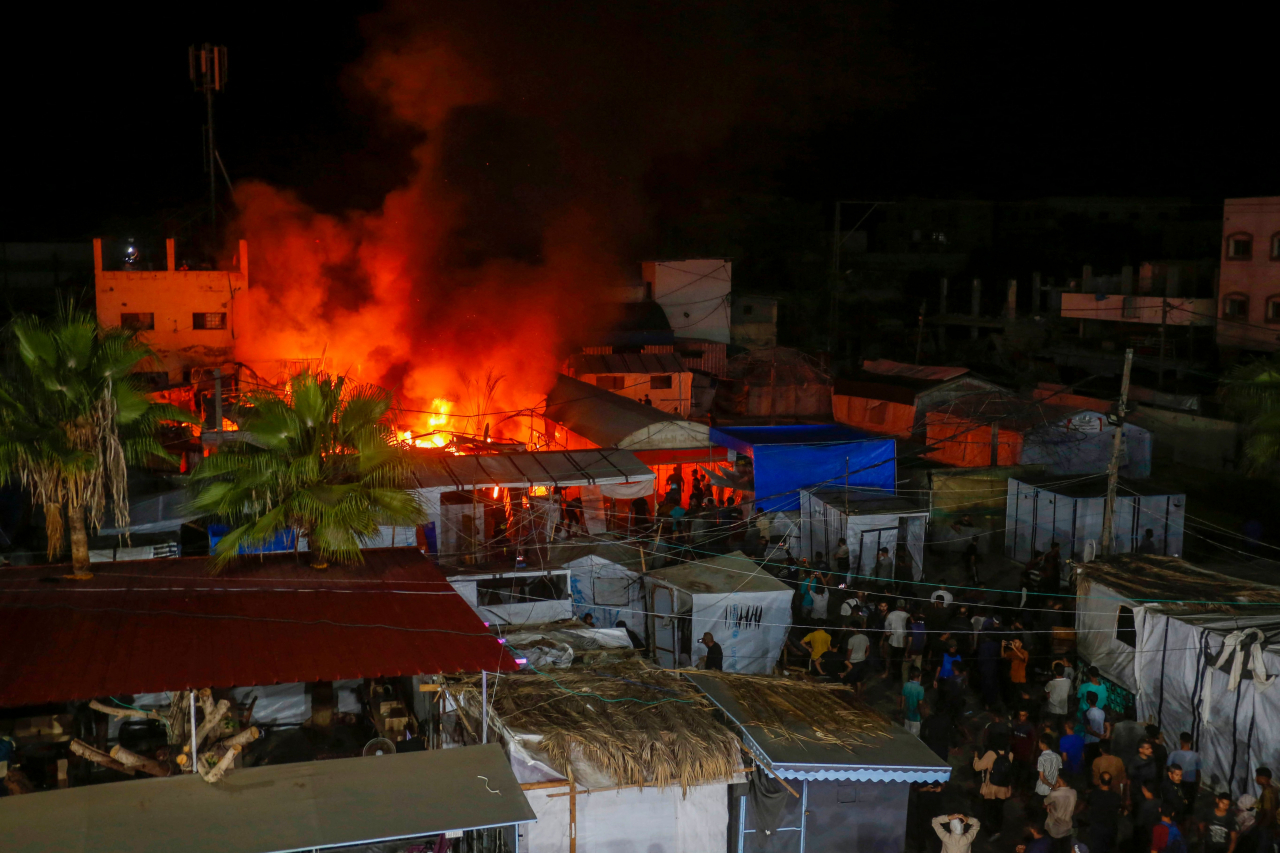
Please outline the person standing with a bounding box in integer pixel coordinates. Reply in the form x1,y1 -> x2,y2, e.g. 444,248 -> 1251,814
1150,804 -> 1185,853
811,581 -> 831,626
905,612 -> 928,681
1132,783 -> 1163,853
1078,669 -> 1110,719
1004,637 -> 1030,704
921,703 -> 958,763
799,570 -> 816,622
842,623 -> 871,693
1129,742 -> 1160,809
885,600 -> 911,683
932,814 -> 981,853
1160,764 -> 1188,825
1021,824 -> 1054,853
874,546 -> 895,583
1084,772 -> 1122,853
1044,777 -> 1078,853
1255,767 -> 1278,853
1041,542 -> 1062,593
1059,720 -> 1086,784
973,736 -> 1015,838
835,537 -> 850,578
700,632 -> 724,670
1011,709 -> 1039,792
1201,791 -> 1239,853
1036,734 -> 1064,799
801,625 -> 833,675
1166,733 -> 1200,811
1091,740 -> 1128,801
1083,693 -> 1109,752
901,666 -> 926,735
1045,662 -> 1072,724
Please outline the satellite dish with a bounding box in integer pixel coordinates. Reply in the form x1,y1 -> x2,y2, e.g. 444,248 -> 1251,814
363,738 -> 397,757
1082,540 -> 1097,564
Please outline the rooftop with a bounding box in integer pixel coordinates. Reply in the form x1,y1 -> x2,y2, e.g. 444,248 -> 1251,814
543,374 -> 710,449
0,744 -> 534,853
410,445 -> 654,491
0,548 -> 515,708
1081,553 -> 1280,615
647,551 -> 790,595
568,351 -> 686,376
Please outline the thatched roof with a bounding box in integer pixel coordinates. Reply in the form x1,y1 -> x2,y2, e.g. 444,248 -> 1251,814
448,664 -> 742,790
1079,554 -> 1280,614
689,671 -> 889,752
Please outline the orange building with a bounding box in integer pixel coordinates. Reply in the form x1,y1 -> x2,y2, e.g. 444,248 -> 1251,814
93,237 -> 247,385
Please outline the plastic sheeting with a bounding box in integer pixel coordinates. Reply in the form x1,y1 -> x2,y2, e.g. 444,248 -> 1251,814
1132,609 -> 1280,799
520,782 -> 729,853
798,490 -> 927,582
229,683 -> 311,725
1074,581 -> 1140,693
566,554 -> 648,644
711,426 -> 897,512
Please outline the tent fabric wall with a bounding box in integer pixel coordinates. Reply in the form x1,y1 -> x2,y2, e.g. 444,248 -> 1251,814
688,587 -> 792,674
1022,421 -> 1152,479
799,490 -> 927,581
832,393 -> 915,437
1133,611 -> 1280,799
925,413 -> 1023,467
1005,479 -> 1185,564
522,782 -> 728,853
566,555 -> 648,643
1073,581 -> 1140,694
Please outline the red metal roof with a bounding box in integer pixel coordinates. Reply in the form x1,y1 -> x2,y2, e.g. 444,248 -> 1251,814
0,548 -> 516,708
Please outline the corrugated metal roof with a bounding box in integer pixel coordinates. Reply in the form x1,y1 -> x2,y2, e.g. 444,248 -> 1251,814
0,744 -> 534,853
411,447 -> 654,491
0,549 -> 515,708
687,673 -> 951,783
569,351 -> 686,376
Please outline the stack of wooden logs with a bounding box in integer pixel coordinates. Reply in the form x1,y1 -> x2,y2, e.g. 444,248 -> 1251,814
70,690 -> 260,784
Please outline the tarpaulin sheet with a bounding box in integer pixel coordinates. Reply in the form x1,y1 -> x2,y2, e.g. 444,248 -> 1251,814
711,426 -> 896,512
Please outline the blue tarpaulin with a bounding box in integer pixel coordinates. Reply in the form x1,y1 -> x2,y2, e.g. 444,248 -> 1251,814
711,425 -> 897,511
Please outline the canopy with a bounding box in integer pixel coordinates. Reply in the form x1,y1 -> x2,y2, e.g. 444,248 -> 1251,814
0,744 -> 534,853
711,425 -> 896,511
543,374 -> 712,451
411,447 -> 653,492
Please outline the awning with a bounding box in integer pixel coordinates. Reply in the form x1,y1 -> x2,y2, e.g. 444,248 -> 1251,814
411,448 -> 654,492
0,744 -> 535,853
686,673 -> 951,783
0,549 -> 515,708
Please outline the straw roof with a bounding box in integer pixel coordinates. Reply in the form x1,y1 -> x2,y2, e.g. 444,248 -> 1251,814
690,671 -> 889,751
1079,554 -> 1280,614
449,664 -> 742,791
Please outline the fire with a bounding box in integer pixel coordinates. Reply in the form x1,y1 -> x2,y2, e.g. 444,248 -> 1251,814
401,398 -> 457,448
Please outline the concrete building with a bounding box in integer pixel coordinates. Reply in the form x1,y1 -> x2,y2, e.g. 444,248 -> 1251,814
730,294 -> 778,349
565,352 -> 693,416
1218,197 -> 1280,352
640,259 -> 732,344
93,237 -> 247,384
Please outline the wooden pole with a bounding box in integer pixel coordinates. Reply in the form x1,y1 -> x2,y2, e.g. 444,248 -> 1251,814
70,739 -> 136,776
1100,348 -> 1134,556
741,747 -> 799,798
1158,299 -> 1168,389
569,778 -> 578,853
109,745 -> 173,777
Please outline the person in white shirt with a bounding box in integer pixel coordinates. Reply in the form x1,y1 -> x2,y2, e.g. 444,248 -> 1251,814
839,592 -> 865,627
1044,663 -> 1072,721
811,584 -> 830,624
1036,734 -> 1063,796
842,624 -> 871,692
883,600 -> 911,684
931,587 -> 954,606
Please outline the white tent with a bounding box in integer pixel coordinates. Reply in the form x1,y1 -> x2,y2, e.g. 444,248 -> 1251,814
1006,476 -> 1185,564
1077,555 -> 1280,798
444,565 -> 573,627
645,551 -> 791,673
551,541 -> 650,644
798,487 -> 927,582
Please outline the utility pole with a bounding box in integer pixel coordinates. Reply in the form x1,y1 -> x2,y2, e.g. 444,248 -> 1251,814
1100,348 -> 1134,556
1158,298 -> 1169,389
190,44 -> 228,229
914,301 -> 926,364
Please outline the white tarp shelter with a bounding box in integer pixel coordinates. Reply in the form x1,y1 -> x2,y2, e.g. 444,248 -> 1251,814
1006,476 -> 1185,564
552,541 -> 650,644
645,551 -> 791,673
444,565 -> 573,627
798,488 -> 927,582
1077,555 -> 1280,799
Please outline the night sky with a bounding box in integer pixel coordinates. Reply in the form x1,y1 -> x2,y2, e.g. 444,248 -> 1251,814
2,3 -> 1270,243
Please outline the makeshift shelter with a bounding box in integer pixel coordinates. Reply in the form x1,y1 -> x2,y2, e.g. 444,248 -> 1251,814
832,361 -> 1005,438
446,665 -> 744,853
0,549 -> 515,711
410,447 -> 654,553
551,540 -> 650,643
566,351 -> 694,415
715,346 -> 833,419
925,391 -> 1152,477
799,488 -> 928,582
922,464 -> 1047,557
1076,555 -> 1280,798
687,671 -> 951,853
1005,475 -> 1185,564
497,622 -> 639,670
712,424 -> 897,512
443,561 -> 574,627
645,551 -> 792,673
0,745 -> 534,853
543,374 -> 730,513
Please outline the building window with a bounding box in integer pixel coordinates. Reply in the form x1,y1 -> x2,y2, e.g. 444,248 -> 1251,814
595,375 -> 625,390
742,304 -> 754,316
1226,232 -> 1253,261
1223,293 -> 1249,321
193,312 -> 227,330
650,374 -> 673,390
120,312 -> 154,331
1272,233 -> 1280,261
1268,297 -> 1280,324
1116,605 -> 1137,648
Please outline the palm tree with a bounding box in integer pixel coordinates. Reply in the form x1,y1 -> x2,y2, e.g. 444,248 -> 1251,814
0,310 -> 195,577
1222,355 -> 1280,473
190,371 -> 424,572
